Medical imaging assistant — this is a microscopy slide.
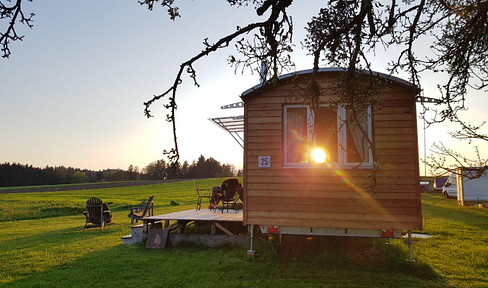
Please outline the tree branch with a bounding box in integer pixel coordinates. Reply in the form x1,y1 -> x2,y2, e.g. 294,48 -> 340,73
144,0 -> 293,165
0,0 -> 34,58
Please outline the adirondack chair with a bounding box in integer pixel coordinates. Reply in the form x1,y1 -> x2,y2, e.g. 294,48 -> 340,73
83,197 -> 112,230
127,195 -> 154,224
194,181 -> 212,211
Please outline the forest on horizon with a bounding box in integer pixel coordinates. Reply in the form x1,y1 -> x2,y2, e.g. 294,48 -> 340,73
0,155 -> 240,187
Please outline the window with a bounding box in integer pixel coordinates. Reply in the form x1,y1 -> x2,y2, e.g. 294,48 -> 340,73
344,107 -> 371,165
285,106 -> 307,163
283,105 -> 372,168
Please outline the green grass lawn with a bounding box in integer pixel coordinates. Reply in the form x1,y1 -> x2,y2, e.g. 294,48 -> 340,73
0,179 -> 487,288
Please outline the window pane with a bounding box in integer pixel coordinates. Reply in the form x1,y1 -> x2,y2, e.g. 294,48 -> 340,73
315,107 -> 338,162
346,108 -> 370,163
286,107 -> 308,163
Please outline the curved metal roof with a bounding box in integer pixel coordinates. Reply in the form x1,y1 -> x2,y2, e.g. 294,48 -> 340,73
240,67 -> 418,98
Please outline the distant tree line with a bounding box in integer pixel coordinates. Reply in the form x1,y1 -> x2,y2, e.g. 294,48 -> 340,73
0,155 -> 240,187
143,155 -> 241,180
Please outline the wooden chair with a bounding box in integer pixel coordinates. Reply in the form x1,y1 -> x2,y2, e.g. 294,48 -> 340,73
128,195 -> 154,224
194,181 -> 212,211
83,197 -> 112,230
220,178 -> 241,213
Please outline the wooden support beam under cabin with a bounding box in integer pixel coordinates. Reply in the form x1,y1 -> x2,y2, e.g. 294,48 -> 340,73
177,220 -> 190,234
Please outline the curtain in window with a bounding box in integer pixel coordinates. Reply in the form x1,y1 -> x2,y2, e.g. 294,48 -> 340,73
286,107 -> 307,163
315,107 -> 338,162
346,108 -> 369,163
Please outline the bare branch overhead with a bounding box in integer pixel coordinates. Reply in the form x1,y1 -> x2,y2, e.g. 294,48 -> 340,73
3,0 -> 488,172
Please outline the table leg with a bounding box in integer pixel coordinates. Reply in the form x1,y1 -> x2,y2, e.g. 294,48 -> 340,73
143,220 -> 148,233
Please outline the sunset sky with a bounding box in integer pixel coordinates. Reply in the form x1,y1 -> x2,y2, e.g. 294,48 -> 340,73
1,1 -> 486,175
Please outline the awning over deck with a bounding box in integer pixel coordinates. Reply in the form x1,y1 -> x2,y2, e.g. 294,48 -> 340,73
209,115 -> 244,148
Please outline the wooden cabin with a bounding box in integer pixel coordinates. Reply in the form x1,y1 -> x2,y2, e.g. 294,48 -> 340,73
241,68 -> 422,238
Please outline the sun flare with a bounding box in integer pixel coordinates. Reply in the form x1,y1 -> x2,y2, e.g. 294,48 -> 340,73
311,148 -> 326,163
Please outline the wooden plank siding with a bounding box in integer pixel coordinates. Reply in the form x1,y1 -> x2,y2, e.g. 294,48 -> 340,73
242,72 -> 422,232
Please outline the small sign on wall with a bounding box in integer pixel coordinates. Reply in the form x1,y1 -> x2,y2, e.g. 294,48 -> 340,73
258,156 -> 271,168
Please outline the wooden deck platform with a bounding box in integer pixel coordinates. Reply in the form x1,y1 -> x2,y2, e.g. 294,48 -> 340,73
144,209 -> 243,223
142,209 -> 244,236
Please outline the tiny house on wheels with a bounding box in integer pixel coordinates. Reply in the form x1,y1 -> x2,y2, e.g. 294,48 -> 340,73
241,68 -> 423,240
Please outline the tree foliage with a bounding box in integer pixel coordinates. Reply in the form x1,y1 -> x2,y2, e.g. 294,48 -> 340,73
2,0 -> 488,174
142,155 -> 237,180
0,155 -> 236,187
0,162 -> 131,187
139,0 -> 488,175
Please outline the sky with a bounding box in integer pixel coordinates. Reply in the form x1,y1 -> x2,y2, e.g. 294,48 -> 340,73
1,1 -> 487,175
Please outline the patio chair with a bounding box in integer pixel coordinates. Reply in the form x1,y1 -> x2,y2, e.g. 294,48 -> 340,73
194,181 -> 212,211
83,197 -> 112,230
128,195 -> 154,224
220,178 -> 241,213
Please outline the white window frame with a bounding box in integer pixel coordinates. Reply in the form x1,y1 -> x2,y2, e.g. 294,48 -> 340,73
283,104 -> 314,167
283,105 -> 373,169
339,106 -> 373,168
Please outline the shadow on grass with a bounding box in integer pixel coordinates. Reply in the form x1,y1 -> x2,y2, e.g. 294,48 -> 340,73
0,218 -> 453,288
254,235 -> 448,284
1,240 -> 454,288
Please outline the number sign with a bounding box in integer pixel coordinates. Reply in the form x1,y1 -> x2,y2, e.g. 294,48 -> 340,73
258,156 -> 271,168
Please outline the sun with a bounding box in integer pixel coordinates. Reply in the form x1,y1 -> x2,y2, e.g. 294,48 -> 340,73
311,148 -> 326,163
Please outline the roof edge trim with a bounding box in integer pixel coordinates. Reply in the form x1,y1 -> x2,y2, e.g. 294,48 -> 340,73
240,67 -> 417,98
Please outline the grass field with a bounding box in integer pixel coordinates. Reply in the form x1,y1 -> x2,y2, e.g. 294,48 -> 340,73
1,178 -> 487,287
0,180 -> 164,193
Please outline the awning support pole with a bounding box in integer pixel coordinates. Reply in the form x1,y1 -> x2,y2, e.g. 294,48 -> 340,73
249,225 -> 254,251
247,225 -> 256,258
407,230 -> 415,262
